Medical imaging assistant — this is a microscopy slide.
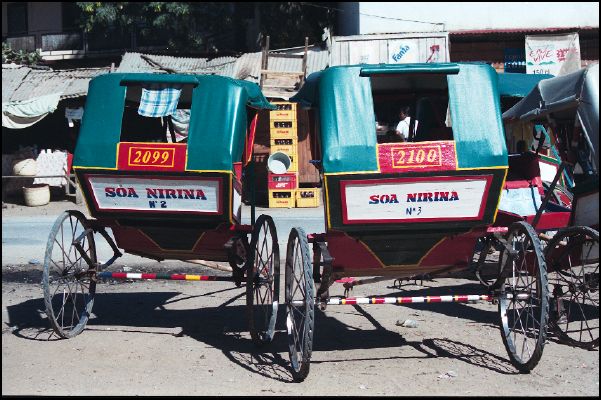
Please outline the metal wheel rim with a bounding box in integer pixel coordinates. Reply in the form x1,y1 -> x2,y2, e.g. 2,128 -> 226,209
547,228 -> 599,348
499,223 -> 548,369
285,227 -> 314,379
43,211 -> 96,338
247,215 -> 279,345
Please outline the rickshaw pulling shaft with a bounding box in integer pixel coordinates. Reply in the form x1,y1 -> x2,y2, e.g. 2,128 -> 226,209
291,293 -> 530,307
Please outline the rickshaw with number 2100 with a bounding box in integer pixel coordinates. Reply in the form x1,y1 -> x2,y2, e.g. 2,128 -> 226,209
279,62 -> 590,381
42,73 -> 283,348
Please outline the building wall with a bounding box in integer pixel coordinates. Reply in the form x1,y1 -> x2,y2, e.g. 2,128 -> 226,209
2,2 -> 63,37
29,2 -> 62,34
353,2 -> 598,35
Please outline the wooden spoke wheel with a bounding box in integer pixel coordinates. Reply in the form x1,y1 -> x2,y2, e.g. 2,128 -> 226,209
246,215 -> 280,346
545,226 -> 599,349
42,210 -> 97,338
285,227 -> 315,382
498,221 -> 549,372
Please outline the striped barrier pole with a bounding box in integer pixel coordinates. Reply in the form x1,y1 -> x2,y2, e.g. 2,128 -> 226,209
97,272 -> 237,282
290,293 -> 530,307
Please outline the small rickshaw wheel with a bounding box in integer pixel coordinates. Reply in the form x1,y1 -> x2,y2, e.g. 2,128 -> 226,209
285,227 -> 315,382
497,221 -> 549,372
42,210 -> 97,338
246,214 -> 280,346
471,236 -> 503,288
545,226 -> 599,349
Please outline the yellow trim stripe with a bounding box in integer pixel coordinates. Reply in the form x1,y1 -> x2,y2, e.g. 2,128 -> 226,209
185,274 -> 201,281
73,173 -> 93,215
184,169 -> 233,174
456,165 -> 508,171
324,170 -> 380,176
228,173 -> 234,225
73,166 -> 118,170
324,174 -> 332,229
492,168 -> 508,223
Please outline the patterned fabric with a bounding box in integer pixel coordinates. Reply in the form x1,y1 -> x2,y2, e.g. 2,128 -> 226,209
138,86 -> 182,117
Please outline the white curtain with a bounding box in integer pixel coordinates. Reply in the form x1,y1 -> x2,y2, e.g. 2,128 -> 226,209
2,93 -> 62,129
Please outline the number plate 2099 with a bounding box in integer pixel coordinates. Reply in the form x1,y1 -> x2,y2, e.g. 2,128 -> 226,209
129,147 -> 174,167
117,142 -> 186,171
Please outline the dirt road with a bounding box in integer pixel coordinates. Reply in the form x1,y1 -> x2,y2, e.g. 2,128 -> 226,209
2,201 -> 599,396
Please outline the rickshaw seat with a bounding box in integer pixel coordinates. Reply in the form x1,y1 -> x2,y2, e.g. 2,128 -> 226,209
499,152 -> 545,217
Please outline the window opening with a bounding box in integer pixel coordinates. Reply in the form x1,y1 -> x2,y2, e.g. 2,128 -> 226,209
370,74 -> 453,144
120,83 -> 194,143
7,3 -> 28,35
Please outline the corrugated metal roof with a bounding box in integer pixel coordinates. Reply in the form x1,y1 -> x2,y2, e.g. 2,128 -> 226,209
114,49 -> 330,100
117,52 -> 239,75
2,65 -> 109,102
1,65 -> 31,102
450,26 -> 598,37
117,49 -> 329,78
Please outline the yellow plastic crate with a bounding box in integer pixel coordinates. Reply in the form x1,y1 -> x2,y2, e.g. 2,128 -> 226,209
269,120 -> 297,138
296,188 -> 321,208
270,142 -> 297,157
270,102 -> 297,121
271,102 -> 297,111
270,109 -> 296,121
269,189 -> 295,208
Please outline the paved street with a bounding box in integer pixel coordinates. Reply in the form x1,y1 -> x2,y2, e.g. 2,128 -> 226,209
2,201 -> 326,266
2,198 -> 599,396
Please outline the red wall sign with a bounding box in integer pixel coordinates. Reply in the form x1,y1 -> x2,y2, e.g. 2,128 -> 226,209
117,142 -> 187,171
378,141 -> 456,173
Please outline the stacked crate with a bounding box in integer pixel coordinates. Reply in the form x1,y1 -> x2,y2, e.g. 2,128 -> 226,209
268,102 -> 298,208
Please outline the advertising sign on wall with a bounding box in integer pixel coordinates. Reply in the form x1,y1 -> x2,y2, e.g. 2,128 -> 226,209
388,39 -> 420,63
525,33 -> 581,76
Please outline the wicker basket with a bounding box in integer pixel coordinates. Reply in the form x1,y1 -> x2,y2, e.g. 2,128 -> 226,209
23,184 -> 50,207
12,158 -> 37,176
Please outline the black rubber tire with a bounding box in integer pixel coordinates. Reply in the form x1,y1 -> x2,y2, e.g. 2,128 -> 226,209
246,214 -> 280,346
498,221 -> 549,373
42,210 -> 97,338
285,227 -> 315,382
471,236 -> 503,288
545,226 -> 599,349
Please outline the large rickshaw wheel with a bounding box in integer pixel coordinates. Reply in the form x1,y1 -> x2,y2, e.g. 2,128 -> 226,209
285,227 -> 315,382
246,214 -> 280,346
42,210 -> 97,338
545,226 -> 599,349
498,221 -> 549,372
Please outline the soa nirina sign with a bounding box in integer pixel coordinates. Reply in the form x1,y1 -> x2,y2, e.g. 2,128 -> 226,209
85,175 -> 222,214
340,175 -> 493,224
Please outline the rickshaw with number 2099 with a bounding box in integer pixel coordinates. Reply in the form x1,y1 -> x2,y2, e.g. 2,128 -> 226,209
42,73 -> 282,348
280,62 -> 590,381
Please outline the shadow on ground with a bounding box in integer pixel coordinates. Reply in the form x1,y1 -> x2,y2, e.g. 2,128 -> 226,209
5,281 -> 525,382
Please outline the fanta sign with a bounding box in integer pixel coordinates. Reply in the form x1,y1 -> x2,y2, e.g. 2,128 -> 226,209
86,175 -> 221,214
341,176 -> 491,224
